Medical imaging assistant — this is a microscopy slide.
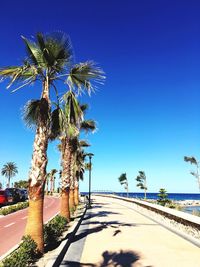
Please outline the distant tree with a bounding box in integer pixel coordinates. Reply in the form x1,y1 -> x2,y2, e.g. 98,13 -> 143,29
49,169 -> 57,194
1,162 -> 18,188
118,173 -> 129,197
14,180 -> 28,188
184,156 -> 200,191
136,171 -> 147,199
157,188 -> 171,206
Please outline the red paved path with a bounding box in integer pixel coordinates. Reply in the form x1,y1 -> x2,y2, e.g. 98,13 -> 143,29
0,196 -> 60,258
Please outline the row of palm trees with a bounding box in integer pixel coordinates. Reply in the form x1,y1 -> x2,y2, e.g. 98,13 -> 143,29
0,31 -> 105,253
118,171 -> 148,199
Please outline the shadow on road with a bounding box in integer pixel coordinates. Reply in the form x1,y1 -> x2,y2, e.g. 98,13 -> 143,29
61,249 -> 144,266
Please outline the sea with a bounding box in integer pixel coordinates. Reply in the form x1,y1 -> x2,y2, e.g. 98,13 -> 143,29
114,192 -> 200,201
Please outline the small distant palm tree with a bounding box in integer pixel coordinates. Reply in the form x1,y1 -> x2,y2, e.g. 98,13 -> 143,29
73,140 -> 91,206
136,171 -> 147,199
49,169 -> 57,194
118,173 -> 129,197
1,162 -> 18,188
184,156 -> 200,191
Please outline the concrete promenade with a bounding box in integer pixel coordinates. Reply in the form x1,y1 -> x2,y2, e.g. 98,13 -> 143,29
59,195 -> 200,267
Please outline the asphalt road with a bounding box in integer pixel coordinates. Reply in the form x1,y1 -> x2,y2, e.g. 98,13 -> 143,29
0,196 -> 60,258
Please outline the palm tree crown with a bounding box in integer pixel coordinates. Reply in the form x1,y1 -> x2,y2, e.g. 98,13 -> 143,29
1,162 -> 18,187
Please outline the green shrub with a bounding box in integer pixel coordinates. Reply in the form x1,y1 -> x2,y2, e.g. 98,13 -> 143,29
157,188 -> 171,206
167,203 -> 183,211
2,236 -> 37,267
44,215 -> 67,246
1,215 -> 68,266
0,202 -> 29,215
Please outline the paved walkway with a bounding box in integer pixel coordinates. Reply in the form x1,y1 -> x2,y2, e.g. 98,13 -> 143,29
59,196 -> 200,267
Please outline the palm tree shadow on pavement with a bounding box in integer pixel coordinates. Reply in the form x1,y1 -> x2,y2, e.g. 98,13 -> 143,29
61,249 -> 153,267
82,210 -> 122,221
72,220 -> 137,243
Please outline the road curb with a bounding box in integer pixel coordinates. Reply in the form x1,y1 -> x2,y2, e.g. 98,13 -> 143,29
44,206 -> 87,267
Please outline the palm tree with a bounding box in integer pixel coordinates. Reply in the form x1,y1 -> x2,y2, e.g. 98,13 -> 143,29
184,156 -> 200,191
0,32 -> 104,253
45,173 -> 50,195
1,162 -> 18,188
73,140 -> 90,207
49,169 -> 57,195
51,94 -> 98,219
136,171 -> 147,199
51,91 -> 84,221
118,173 -> 129,197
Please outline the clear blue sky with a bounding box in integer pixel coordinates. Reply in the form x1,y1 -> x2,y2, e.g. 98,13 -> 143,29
0,0 -> 200,193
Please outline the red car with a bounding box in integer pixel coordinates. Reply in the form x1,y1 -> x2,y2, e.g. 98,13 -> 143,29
0,190 -> 13,206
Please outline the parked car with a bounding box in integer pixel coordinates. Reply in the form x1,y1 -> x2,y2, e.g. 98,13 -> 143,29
0,190 -> 13,206
19,189 -> 28,201
5,188 -> 21,203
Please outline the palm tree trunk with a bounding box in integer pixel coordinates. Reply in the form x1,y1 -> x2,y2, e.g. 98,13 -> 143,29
60,138 -> 72,221
74,181 -> 79,207
60,189 -> 70,222
46,180 -> 49,195
25,123 -> 48,253
25,79 -> 50,253
53,177 -> 55,193
144,189 -> 147,199
69,155 -> 75,210
8,176 -> 10,188
50,177 -> 53,195
25,194 -> 44,253
69,188 -> 75,211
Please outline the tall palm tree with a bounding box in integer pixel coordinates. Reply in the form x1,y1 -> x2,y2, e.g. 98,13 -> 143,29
136,171 -> 147,199
73,140 -> 90,207
45,172 -> 50,195
49,169 -> 57,194
1,162 -> 18,188
51,91 -> 83,221
0,32 -> 105,253
118,173 -> 129,197
184,156 -> 200,191
46,169 -> 57,194
72,118 -> 96,206
51,93 -> 98,220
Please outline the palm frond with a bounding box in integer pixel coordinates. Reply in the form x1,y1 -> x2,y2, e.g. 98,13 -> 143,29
67,61 -> 105,95
79,140 -> 90,147
184,156 -> 198,165
21,36 -> 45,67
80,104 -> 89,113
42,32 -> 73,70
49,107 -> 65,140
118,173 -> 127,184
23,98 -> 50,129
22,32 -> 73,74
81,119 -> 96,133
0,64 -> 38,89
63,91 -> 83,135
